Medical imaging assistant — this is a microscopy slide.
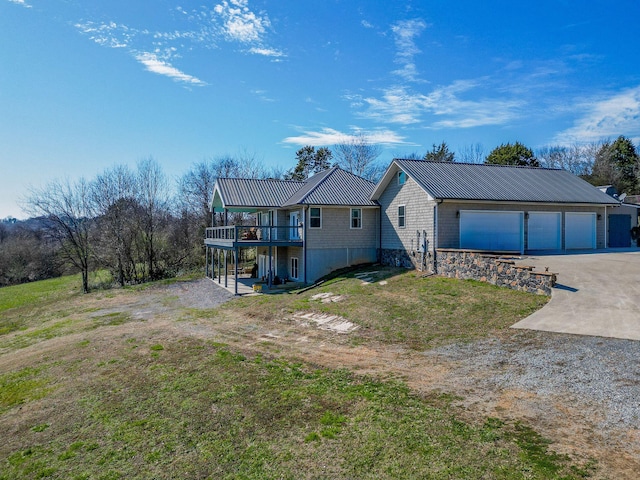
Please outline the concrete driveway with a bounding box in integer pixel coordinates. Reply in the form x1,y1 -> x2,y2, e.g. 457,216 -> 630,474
511,250 -> 640,340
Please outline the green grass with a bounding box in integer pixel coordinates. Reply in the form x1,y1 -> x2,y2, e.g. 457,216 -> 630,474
225,266 -> 549,349
0,275 -> 80,315
0,339 -> 591,479
0,367 -> 51,415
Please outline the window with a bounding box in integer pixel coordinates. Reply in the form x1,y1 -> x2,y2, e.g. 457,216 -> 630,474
398,170 -> 407,185
351,208 -> 362,229
398,205 -> 406,228
309,207 -> 322,228
290,257 -> 299,280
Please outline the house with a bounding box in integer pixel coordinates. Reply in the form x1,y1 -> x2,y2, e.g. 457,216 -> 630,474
370,160 -> 628,270
204,167 -> 379,294
205,159 -> 638,295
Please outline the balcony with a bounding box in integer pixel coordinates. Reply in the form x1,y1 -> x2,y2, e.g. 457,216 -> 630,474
204,225 -> 304,249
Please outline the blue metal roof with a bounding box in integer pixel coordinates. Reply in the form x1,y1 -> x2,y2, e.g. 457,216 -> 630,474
283,167 -> 378,206
373,160 -> 619,205
213,178 -> 302,210
211,167 -> 377,211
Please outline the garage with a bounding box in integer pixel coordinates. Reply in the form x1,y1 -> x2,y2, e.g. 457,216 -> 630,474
527,212 -> 561,251
460,211 -> 524,253
565,212 -> 596,250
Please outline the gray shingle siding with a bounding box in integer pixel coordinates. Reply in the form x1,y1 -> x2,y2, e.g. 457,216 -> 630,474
379,175 -> 436,253
305,206 -> 379,250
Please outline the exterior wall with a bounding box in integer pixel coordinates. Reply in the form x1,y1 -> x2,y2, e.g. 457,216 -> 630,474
301,206 -> 379,282
611,204 -> 640,226
305,247 -> 377,283
436,249 -> 556,295
285,246 -> 305,282
438,201 -> 608,251
305,206 -> 379,249
378,171 -> 436,269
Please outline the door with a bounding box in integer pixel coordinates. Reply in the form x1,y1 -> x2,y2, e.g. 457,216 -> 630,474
290,211 -> 300,240
565,212 -> 596,250
258,254 -> 276,280
290,257 -> 299,280
460,211 -> 524,253
527,212 -> 561,251
608,214 -> 631,248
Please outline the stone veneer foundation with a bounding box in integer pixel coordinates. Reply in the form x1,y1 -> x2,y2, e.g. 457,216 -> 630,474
380,248 -> 556,295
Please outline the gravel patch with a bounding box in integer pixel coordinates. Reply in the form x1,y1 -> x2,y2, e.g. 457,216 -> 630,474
426,333 -> 640,430
167,278 -> 234,309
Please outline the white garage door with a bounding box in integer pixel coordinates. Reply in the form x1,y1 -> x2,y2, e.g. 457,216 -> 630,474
527,212 -> 561,251
460,211 -> 524,253
565,212 -> 596,250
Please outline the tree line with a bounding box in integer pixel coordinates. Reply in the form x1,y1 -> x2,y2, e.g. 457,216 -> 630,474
2,135 -> 638,290
414,137 -> 640,196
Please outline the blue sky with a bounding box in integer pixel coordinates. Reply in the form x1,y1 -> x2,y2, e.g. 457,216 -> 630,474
2,0 -> 639,218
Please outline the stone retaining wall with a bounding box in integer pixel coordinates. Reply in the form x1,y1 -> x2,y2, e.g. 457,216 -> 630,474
435,249 -> 556,295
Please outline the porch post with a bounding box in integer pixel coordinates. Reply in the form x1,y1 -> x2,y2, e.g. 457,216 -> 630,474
234,247 -> 239,295
205,247 -> 209,278
224,250 -> 228,288
217,249 -> 221,283
212,248 -> 216,281
268,245 -> 273,288
303,206 -> 308,284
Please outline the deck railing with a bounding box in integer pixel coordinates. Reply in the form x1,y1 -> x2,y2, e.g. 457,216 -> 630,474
205,225 -> 304,243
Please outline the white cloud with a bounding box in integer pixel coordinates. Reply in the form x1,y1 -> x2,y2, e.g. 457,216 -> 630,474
391,19 -> 427,82
248,47 -> 284,57
135,52 -> 206,86
283,127 -> 406,147
7,0 -> 31,8
555,86 -> 640,144
75,21 -> 132,48
74,2 -> 283,86
351,81 -> 522,129
214,0 -> 270,43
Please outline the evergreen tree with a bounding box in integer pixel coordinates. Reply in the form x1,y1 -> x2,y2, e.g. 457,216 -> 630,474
424,141 -> 455,162
485,142 -> 539,167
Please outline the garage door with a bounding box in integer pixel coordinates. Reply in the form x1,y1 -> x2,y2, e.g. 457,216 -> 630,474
460,211 -> 524,253
565,212 -> 596,250
527,212 -> 561,251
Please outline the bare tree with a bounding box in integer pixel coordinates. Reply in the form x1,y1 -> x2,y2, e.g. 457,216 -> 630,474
536,142 -> 604,177
136,157 -> 170,281
91,165 -> 140,286
457,143 -> 485,164
24,178 -> 94,293
334,133 -> 382,178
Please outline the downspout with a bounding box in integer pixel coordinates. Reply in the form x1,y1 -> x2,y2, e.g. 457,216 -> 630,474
605,205 -> 608,248
434,200 -> 442,273
378,204 -> 382,263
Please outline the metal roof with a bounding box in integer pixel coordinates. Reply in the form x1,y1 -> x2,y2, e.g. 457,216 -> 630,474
373,160 -> 619,205
211,167 -> 377,211
283,167 -> 378,206
214,178 -> 303,209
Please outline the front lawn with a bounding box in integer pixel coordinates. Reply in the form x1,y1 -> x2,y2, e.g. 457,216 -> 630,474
223,266 -> 548,349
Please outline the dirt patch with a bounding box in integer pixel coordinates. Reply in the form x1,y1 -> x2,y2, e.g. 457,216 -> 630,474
2,277 -> 638,478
